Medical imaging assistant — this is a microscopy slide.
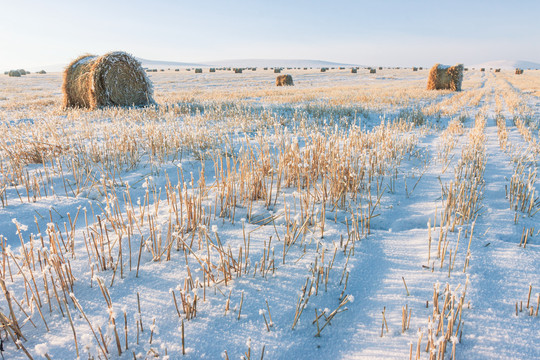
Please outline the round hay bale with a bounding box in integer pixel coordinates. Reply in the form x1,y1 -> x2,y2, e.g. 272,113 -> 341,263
426,63 -> 463,91
9,70 -> 21,77
234,68 -> 243,73
276,74 -> 294,86
274,68 -> 281,73
369,68 -> 376,74
3,71 -> 8,75
351,68 -> 357,73
495,68 -> 501,73
195,68 -> 203,73
209,68 -> 216,72
62,52 -> 154,109
515,68 -> 523,75
17,69 -> 27,75
412,67 -> 418,71
37,70 -> 47,74
320,68 -> 327,72
480,68 -> 485,72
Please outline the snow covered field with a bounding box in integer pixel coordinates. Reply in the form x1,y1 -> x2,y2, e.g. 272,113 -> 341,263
0,68 -> 539,359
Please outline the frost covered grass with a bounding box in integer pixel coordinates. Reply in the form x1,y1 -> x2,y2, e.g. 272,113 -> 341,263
0,69 -> 539,359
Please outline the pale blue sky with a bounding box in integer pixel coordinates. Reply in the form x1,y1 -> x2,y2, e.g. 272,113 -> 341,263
1,0 -> 538,69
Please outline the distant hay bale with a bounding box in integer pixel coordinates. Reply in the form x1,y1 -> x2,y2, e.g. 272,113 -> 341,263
351,68 -> 357,73
276,74 -> 294,86
378,67 -> 382,70
495,68 -> 501,72
480,68 -> 485,72
9,70 -> 21,77
264,67 -> 268,70
426,63 -> 463,91
515,68 -> 523,75
175,69 -> 180,72
412,67 -> 418,71
62,51 -> 154,109
234,68 -> 243,73
17,69 -> 27,75
369,68 -> 376,74
195,68 -> 202,73
464,68 -> 468,71
209,68 -> 216,72
3,71 -> 8,75
274,68 -> 281,73
320,68 -> 327,72
419,67 -> 423,70
37,70 -> 46,74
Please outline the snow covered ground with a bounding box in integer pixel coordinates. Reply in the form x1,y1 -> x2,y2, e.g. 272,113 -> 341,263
0,68 -> 539,359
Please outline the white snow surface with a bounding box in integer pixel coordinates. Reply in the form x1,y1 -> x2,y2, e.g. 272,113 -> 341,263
0,69 -> 539,360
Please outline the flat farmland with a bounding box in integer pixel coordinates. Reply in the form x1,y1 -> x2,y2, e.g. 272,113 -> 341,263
0,68 -> 539,359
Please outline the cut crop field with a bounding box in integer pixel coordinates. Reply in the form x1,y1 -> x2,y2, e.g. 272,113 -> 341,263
0,68 -> 539,359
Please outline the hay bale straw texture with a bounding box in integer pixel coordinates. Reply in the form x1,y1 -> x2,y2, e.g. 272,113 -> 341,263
426,63 -> 463,91
276,74 -> 294,86
63,52 -> 154,109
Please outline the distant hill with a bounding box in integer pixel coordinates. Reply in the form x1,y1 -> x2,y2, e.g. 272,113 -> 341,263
201,59 -> 360,68
467,60 -> 540,70
138,58 -> 360,69
136,58 -> 207,68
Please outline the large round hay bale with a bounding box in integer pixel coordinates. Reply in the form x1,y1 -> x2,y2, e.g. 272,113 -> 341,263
9,70 -> 21,77
351,68 -> 357,73
234,68 -> 243,73
369,68 -> 376,74
62,52 -> 154,109
426,63 -> 463,91
195,68 -> 203,73
274,68 -> 281,73
37,70 -> 47,74
276,74 -> 294,86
